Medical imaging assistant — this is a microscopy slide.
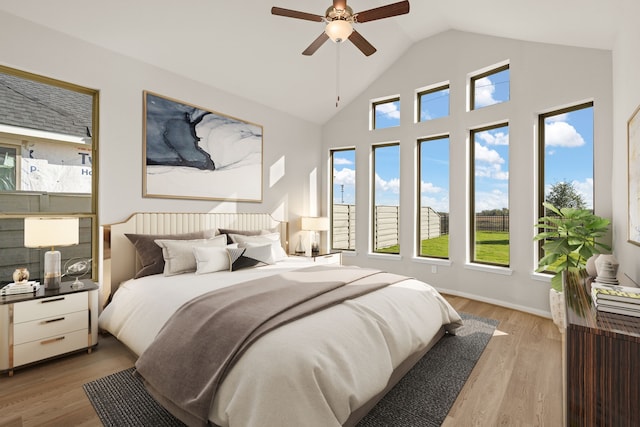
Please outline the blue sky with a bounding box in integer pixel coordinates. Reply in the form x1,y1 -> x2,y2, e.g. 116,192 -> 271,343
333,69 -> 594,211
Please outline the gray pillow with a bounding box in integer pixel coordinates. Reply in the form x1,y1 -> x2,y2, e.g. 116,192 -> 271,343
217,228 -> 265,244
125,229 -> 216,278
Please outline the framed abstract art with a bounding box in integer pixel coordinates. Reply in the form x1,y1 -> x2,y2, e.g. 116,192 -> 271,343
143,91 -> 263,202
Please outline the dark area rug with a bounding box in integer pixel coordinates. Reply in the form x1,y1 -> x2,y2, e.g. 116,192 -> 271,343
83,312 -> 497,427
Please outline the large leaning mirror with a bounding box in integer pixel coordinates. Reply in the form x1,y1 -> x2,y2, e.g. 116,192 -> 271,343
0,65 -> 98,284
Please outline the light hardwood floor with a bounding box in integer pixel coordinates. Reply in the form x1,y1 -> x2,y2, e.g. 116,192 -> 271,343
0,295 -> 563,427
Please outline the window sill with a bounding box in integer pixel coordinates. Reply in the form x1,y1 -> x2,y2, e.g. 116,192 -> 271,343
464,262 -> 513,276
367,252 -> 402,261
412,257 -> 452,267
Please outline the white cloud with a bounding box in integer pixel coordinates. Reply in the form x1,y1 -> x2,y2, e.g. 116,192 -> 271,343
474,76 -> 497,108
475,142 -> 504,164
421,180 -> 443,194
545,121 -> 585,147
333,158 -> 352,166
376,102 -> 400,120
333,167 -> 355,186
476,130 -> 509,146
375,173 -> 400,194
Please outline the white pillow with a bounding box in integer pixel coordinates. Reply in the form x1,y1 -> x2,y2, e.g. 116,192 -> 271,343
193,246 -> 230,274
155,234 -> 227,276
230,233 -> 287,261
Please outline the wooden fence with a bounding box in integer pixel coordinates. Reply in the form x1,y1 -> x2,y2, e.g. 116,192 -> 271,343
332,206 -> 508,251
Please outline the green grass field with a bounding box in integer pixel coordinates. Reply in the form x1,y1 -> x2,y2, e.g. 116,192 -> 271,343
376,231 -> 509,265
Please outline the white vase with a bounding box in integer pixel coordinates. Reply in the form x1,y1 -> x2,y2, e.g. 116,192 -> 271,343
585,254 -> 600,277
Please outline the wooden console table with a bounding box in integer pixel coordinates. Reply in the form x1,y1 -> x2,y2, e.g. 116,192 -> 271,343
565,277 -> 640,426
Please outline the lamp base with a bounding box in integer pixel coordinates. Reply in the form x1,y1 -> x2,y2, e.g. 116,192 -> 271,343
44,249 -> 62,290
44,274 -> 61,290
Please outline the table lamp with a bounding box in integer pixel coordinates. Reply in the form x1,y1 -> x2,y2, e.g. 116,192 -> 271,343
24,217 -> 79,289
301,216 -> 329,255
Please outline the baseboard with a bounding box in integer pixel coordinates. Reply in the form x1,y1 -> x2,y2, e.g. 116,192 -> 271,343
437,287 -> 552,319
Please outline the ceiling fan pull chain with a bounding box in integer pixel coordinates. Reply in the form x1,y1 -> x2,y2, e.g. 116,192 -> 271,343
336,43 -> 341,108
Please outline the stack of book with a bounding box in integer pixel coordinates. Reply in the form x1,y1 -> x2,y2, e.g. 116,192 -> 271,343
591,283 -> 640,318
0,280 -> 41,296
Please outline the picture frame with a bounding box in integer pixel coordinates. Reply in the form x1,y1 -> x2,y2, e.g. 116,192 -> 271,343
628,103 -> 640,245
143,91 -> 263,202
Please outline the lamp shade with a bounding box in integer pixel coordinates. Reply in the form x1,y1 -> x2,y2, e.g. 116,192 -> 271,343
325,20 -> 353,43
301,216 -> 330,232
24,217 -> 79,248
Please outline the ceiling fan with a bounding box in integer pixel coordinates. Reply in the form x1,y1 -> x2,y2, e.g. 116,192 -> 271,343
271,0 -> 410,57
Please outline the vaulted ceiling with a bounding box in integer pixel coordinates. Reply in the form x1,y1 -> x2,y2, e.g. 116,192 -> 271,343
0,0 -> 623,124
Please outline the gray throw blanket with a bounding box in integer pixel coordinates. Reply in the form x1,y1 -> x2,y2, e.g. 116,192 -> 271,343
134,265 -> 407,427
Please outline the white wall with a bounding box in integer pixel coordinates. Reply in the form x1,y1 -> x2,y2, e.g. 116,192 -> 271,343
0,11 -> 323,231
612,2 -> 640,287
322,30 -> 613,316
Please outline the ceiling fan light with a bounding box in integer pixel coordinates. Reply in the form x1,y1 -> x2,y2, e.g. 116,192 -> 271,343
325,20 -> 353,43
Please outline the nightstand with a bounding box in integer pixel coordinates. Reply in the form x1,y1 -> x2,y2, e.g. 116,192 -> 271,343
0,279 -> 99,376
292,251 -> 342,265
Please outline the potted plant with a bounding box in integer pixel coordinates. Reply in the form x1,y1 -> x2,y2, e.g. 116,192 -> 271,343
533,202 -> 611,328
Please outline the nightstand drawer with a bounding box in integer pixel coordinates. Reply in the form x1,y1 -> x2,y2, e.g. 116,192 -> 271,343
13,292 -> 86,323
13,329 -> 88,367
13,310 -> 87,345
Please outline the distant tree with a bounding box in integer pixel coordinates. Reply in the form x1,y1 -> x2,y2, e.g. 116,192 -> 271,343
478,208 -> 509,216
546,181 -> 586,209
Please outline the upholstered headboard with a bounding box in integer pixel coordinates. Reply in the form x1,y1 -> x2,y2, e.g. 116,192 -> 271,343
105,212 -> 288,297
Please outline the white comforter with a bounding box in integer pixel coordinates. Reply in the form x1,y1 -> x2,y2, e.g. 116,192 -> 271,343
99,259 -> 462,427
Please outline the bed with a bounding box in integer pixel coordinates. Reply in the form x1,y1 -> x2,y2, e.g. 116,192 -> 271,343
99,212 -> 462,427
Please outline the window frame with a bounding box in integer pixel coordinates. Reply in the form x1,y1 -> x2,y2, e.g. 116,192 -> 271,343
371,142 -> 401,255
416,134 -> 450,259
372,96 -> 401,130
469,122 -> 510,267
537,100 -> 594,262
330,147 -> 356,252
470,64 -> 510,111
417,83 -> 450,123
0,64 -> 99,282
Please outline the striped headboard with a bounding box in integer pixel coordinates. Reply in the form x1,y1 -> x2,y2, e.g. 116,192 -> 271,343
106,212 -> 288,296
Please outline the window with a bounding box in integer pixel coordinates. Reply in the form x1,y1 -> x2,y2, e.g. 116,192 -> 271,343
372,143 -> 400,254
372,97 -> 400,129
331,148 -> 356,251
418,136 -> 449,258
0,144 -> 17,191
418,84 -> 450,122
539,102 -> 594,211
0,65 -> 98,283
471,64 -> 510,110
470,123 -> 509,266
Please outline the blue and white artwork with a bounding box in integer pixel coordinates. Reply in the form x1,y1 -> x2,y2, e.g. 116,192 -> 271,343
143,91 -> 262,201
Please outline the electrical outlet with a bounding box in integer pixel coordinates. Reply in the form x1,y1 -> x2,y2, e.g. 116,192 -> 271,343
431,265 -> 437,274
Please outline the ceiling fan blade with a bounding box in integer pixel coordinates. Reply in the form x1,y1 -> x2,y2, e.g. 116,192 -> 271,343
348,30 -> 377,56
355,0 -> 410,23
271,7 -> 324,22
302,32 -> 330,56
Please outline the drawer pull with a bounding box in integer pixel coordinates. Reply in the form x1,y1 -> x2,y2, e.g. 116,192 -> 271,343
41,297 -> 65,304
42,317 -> 65,324
40,336 -> 65,345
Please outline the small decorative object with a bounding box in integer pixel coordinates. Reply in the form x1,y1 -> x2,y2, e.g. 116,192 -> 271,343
594,254 -> 620,285
294,235 -> 305,254
64,258 -> 91,288
12,267 -> 29,284
585,254 -> 600,277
